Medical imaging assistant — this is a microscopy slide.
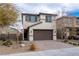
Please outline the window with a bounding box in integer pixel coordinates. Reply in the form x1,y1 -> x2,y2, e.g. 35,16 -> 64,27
46,15 -> 52,22
76,17 -> 79,25
29,15 -> 37,22
77,20 -> 79,25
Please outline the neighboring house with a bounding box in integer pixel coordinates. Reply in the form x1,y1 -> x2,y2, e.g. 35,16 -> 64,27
22,13 -> 57,41
56,16 -> 79,39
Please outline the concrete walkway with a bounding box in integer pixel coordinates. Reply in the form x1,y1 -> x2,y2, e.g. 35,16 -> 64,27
6,47 -> 79,56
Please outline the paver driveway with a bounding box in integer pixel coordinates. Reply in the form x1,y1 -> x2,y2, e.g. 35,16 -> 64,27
33,40 -> 74,50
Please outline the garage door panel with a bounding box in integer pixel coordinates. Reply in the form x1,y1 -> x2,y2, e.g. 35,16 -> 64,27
34,30 -> 53,40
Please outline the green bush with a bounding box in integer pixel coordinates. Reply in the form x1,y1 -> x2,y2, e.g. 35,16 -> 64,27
68,42 -> 72,44
72,43 -> 77,45
2,40 -> 12,47
63,40 -> 68,43
78,43 -> 79,46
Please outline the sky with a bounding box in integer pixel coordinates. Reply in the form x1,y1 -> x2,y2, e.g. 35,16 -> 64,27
16,3 -> 79,16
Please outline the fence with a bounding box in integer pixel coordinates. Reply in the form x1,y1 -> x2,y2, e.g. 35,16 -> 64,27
0,34 -> 23,41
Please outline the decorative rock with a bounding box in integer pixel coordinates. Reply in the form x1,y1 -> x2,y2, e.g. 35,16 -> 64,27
20,43 -> 26,47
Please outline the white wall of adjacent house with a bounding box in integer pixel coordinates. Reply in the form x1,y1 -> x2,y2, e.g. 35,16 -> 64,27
27,15 -> 57,41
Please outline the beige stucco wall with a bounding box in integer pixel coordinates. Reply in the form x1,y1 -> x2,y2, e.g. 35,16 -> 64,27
29,15 -> 56,41
23,14 -> 57,41
56,17 -> 78,29
29,22 -> 57,41
23,15 -> 40,29
23,14 -> 56,29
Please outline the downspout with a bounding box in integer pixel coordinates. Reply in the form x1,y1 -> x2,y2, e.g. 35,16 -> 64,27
22,14 -> 24,41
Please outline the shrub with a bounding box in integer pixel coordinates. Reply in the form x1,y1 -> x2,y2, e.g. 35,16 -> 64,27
63,40 -> 68,43
78,43 -> 79,46
2,40 -> 12,47
72,43 -> 77,45
30,43 -> 37,51
68,42 -> 72,44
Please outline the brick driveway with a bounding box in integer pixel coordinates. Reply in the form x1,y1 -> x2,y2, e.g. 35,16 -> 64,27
33,40 -> 75,51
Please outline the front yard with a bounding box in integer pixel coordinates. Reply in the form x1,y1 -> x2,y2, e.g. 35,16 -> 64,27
0,40 -> 31,55
0,40 -> 76,55
62,39 -> 79,46
0,40 -> 42,55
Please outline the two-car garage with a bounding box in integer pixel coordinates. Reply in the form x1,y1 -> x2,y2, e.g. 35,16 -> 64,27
33,30 -> 53,40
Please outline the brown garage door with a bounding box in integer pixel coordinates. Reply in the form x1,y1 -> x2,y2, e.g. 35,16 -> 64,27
34,30 -> 53,40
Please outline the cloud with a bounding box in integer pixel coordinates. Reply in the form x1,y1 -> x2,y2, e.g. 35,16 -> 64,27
62,3 -> 79,11
16,3 -> 62,14
15,3 -> 79,16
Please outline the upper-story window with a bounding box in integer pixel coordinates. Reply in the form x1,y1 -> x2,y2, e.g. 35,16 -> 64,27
28,15 -> 37,22
46,15 -> 52,22
76,17 -> 79,25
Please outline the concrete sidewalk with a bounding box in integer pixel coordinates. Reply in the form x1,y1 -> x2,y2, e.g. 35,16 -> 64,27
6,47 -> 79,56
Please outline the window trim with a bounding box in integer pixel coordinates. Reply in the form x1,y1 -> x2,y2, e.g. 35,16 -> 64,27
46,15 -> 52,22
25,15 -> 37,22
76,19 -> 79,25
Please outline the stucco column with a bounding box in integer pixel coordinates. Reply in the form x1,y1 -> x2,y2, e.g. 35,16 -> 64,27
29,28 -> 34,41
53,29 -> 57,40
53,19 -> 57,40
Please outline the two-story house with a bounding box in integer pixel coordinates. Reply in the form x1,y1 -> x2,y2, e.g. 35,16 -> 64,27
56,16 -> 79,39
22,13 -> 57,41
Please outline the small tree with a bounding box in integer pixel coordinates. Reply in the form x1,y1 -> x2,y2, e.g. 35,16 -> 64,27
69,27 -> 76,39
70,19 -> 77,40
10,24 -> 20,44
0,3 -> 18,40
